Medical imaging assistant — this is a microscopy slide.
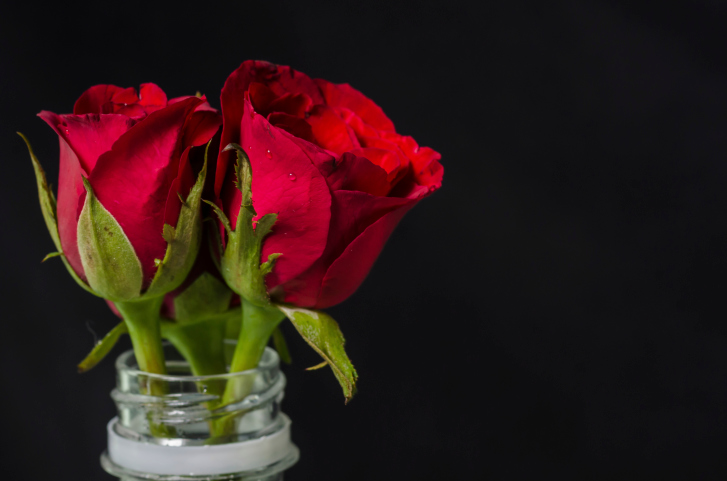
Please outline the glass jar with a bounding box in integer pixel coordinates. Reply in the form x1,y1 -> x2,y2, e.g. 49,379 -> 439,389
101,342 -> 299,480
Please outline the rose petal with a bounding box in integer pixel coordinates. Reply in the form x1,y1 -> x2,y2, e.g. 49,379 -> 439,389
268,112 -> 316,144
249,82 -> 279,114
273,129 -> 389,195
218,60 -> 323,196
388,176 -> 431,199
359,134 -> 400,150
114,104 -> 147,119
315,200 -> 413,308
39,112 -> 137,174
335,107 -> 380,139
325,152 -> 391,197
315,79 -> 395,131
182,110 -> 222,148
269,92 -> 313,117
111,87 -> 139,106
169,95 -> 217,112
388,133 -> 444,189
164,146 -> 196,228
74,85 -> 125,115
275,129 -> 340,176
349,147 -> 406,185
306,105 -> 360,154
357,136 -> 412,186
54,137 -> 87,280
280,191 -> 410,307
261,62 -> 324,104
138,83 -> 168,111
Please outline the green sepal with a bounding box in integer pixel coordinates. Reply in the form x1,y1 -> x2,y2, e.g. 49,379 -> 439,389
19,133 -> 96,295
20,132 -> 59,246
144,145 -> 209,298
207,219 -> 224,273
306,361 -> 328,371
277,306 -> 358,403
219,144 -> 282,307
255,213 -> 278,239
42,252 -> 62,262
77,177 -> 144,301
272,326 -> 292,364
77,321 -> 128,373
203,199 -> 232,236
224,143 -> 251,200
260,252 -> 281,276
172,272 -> 233,324
162,224 -> 175,243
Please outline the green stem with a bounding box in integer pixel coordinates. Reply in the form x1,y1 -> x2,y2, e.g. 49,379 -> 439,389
115,297 -> 167,378
163,319 -> 229,438
114,297 -> 174,438
229,300 -> 285,374
213,299 -> 284,436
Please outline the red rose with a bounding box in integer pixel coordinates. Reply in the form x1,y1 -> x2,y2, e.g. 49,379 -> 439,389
216,61 -> 443,309
39,84 -> 221,296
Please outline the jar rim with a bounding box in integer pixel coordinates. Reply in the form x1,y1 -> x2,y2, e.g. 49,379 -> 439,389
115,341 -> 280,382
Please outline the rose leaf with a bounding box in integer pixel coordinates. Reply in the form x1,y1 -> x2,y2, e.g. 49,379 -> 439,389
277,305 -> 358,403
77,321 -> 128,373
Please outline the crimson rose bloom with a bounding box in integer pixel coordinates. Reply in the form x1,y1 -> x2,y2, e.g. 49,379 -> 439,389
40,84 -> 221,288
217,61 -> 443,309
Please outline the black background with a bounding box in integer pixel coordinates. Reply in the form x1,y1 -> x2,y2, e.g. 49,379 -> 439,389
2,0 -> 727,479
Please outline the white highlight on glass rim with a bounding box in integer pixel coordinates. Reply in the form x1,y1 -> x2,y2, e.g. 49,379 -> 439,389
107,415 -> 296,475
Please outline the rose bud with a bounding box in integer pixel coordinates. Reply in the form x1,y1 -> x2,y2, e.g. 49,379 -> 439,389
210,61 -> 443,401
30,85 -> 220,300
23,84 -> 221,377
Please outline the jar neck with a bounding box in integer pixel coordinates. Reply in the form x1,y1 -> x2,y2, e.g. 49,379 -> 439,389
102,343 -> 298,480
113,342 -> 284,444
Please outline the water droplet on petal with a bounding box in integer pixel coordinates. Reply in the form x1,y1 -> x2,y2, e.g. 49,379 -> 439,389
64,129 -> 70,135
428,185 -> 437,192
250,110 -> 256,118
266,150 -> 272,159
288,173 -> 296,181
